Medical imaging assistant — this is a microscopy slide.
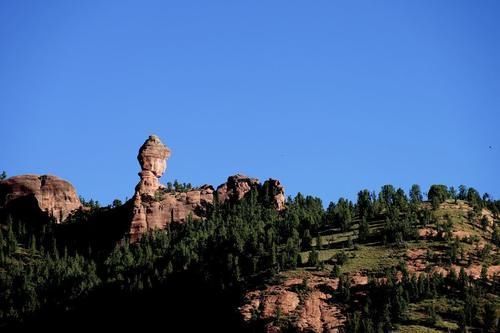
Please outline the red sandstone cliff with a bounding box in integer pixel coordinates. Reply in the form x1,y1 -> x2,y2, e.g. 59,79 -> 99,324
0,135 -> 286,238
0,174 -> 81,223
129,135 -> 285,240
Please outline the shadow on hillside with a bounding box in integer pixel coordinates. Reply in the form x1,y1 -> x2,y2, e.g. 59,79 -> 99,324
15,271 -> 244,331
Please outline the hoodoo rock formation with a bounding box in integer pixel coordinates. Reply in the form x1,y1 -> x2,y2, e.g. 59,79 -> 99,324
135,134 -> 171,196
0,174 -> 81,223
129,135 -> 286,240
129,135 -> 213,238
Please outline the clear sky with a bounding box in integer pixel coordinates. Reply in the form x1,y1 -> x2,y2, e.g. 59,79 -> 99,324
1,1 -> 499,206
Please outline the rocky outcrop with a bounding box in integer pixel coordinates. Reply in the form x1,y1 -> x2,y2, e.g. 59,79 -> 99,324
129,135 -> 217,239
129,135 -> 286,240
0,174 -> 81,223
216,174 -> 260,203
130,185 -> 215,238
135,134 -> 171,196
215,175 -> 286,210
262,179 -> 286,211
240,272 -> 346,333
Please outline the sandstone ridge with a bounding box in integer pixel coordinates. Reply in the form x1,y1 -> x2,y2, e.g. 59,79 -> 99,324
129,135 -> 285,239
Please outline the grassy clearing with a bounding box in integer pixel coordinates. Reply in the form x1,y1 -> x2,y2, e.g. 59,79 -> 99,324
313,219 -> 386,248
313,229 -> 357,247
406,297 -> 463,332
301,244 -> 401,273
397,324 -> 443,333
340,245 -> 399,273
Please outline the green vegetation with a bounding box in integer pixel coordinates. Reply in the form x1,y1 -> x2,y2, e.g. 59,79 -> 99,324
0,182 -> 498,331
344,267 -> 498,333
165,180 -> 193,192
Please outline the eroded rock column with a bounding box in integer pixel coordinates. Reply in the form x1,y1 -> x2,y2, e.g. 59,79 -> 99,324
130,135 -> 171,238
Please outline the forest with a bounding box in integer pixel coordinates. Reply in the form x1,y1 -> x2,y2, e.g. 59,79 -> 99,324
0,182 -> 498,332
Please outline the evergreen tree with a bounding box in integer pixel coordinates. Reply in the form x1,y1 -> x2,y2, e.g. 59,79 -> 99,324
338,274 -> 351,302
356,190 -> 373,219
480,265 -> 489,282
459,267 -> 468,289
409,184 -> 423,204
334,198 -> 353,231
379,185 -> 396,211
467,187 -> 482,208
428,184 -> 449,207
331,264 -> 341,278
382,302 -> 392,331
358,217 -> 370,242
458,185 -> 468,200
458,311 -> 467,333
307,248 -> 319,267
449,186 -> 457,201
316,234 -> 323,250
483,301 -> 498,333
302,229 -> 312,251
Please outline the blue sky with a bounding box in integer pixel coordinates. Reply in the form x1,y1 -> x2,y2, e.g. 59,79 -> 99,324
1,1 -> 499,205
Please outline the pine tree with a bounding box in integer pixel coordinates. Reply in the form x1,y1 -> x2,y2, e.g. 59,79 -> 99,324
464,292 -> 478,325
409,184 -> 423,204
338,274 -> 351,302
492,226 -> 500,246
427,301 -> 437,325
481,265 -> 489,282
331,264 -> 341,278
307,248 -> 319,267
29,235 -> 36,254
6,223 -> 17,255
382,302 -> 392,331
302,229 -> 312,250
348,311 -> 361,333
358,217 -> 370,242
459,267 -> 468,289
357,190 -> 373,219
316,234 -> 323,250
362,317 -> 374,333
0,228 -> 5,256
483,301 -> 497,333
458,311 -> 467,333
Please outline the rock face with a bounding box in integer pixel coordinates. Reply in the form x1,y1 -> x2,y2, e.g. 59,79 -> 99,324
129,135 -> 286,240
216,175 -> 286,210
216,174 -> 260,203
262,179 -> 286,211
0,174 -> 81,223
240,272 -> 346,332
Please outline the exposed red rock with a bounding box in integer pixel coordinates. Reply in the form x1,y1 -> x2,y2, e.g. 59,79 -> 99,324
240,273 -> 346,333
216,174 -> 259,203
129,135 -> 286,240
261,289 -> 300,318
135,135 -> 171,196
262,179 -> 286,211
405,246 -> 500,281
0,174 -> 81,223
129,135 -> 216,239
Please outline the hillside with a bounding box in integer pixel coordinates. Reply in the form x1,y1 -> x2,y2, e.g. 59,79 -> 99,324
0,137 -> 498,332
240,199 -> 499,332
